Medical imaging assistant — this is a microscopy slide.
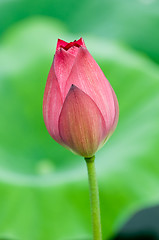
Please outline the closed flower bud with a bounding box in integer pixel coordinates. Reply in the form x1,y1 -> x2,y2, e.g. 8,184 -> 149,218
43,38 -> 119,158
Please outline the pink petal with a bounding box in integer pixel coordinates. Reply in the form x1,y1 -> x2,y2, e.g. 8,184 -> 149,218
56,38 -> 86,52
58,85 -> 106,157
73,38 -> 86,48
99,87 -> 119,148
53,48 -> 77,98
65,46 -> 81,56
54,38 -> 87,97
64,47 -> 116,134
43,64 -> 63,144
56,39 -> 68,51
110,87 -> 119,133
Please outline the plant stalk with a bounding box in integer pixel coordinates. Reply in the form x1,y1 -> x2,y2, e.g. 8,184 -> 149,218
85,155 -> 102,240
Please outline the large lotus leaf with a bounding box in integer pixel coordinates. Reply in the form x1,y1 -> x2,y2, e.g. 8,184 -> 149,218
0,0 -> 159,63
0,17 -> 159,240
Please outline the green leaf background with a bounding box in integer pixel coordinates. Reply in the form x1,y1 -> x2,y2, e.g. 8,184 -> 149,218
0,1 -> 159,240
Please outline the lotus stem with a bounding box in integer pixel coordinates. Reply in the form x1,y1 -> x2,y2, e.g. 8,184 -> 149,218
85,156 -> 102,240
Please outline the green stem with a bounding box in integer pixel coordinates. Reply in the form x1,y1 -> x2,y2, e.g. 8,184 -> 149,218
85,156 -> 102,240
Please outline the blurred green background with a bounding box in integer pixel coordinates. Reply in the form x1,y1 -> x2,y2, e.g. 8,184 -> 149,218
0,0 -> 159,239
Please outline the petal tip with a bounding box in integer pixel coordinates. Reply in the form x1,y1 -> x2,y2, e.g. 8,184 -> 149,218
56,39 -> 68,51
56,38 -> 86,52
76,37 -> 86,48
71,83 -> 77,89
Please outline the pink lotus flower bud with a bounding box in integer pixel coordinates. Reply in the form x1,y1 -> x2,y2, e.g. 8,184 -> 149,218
43,38 -> 119,158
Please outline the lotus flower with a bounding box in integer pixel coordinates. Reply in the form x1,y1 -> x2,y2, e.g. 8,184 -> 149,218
43,38 -> 119,158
